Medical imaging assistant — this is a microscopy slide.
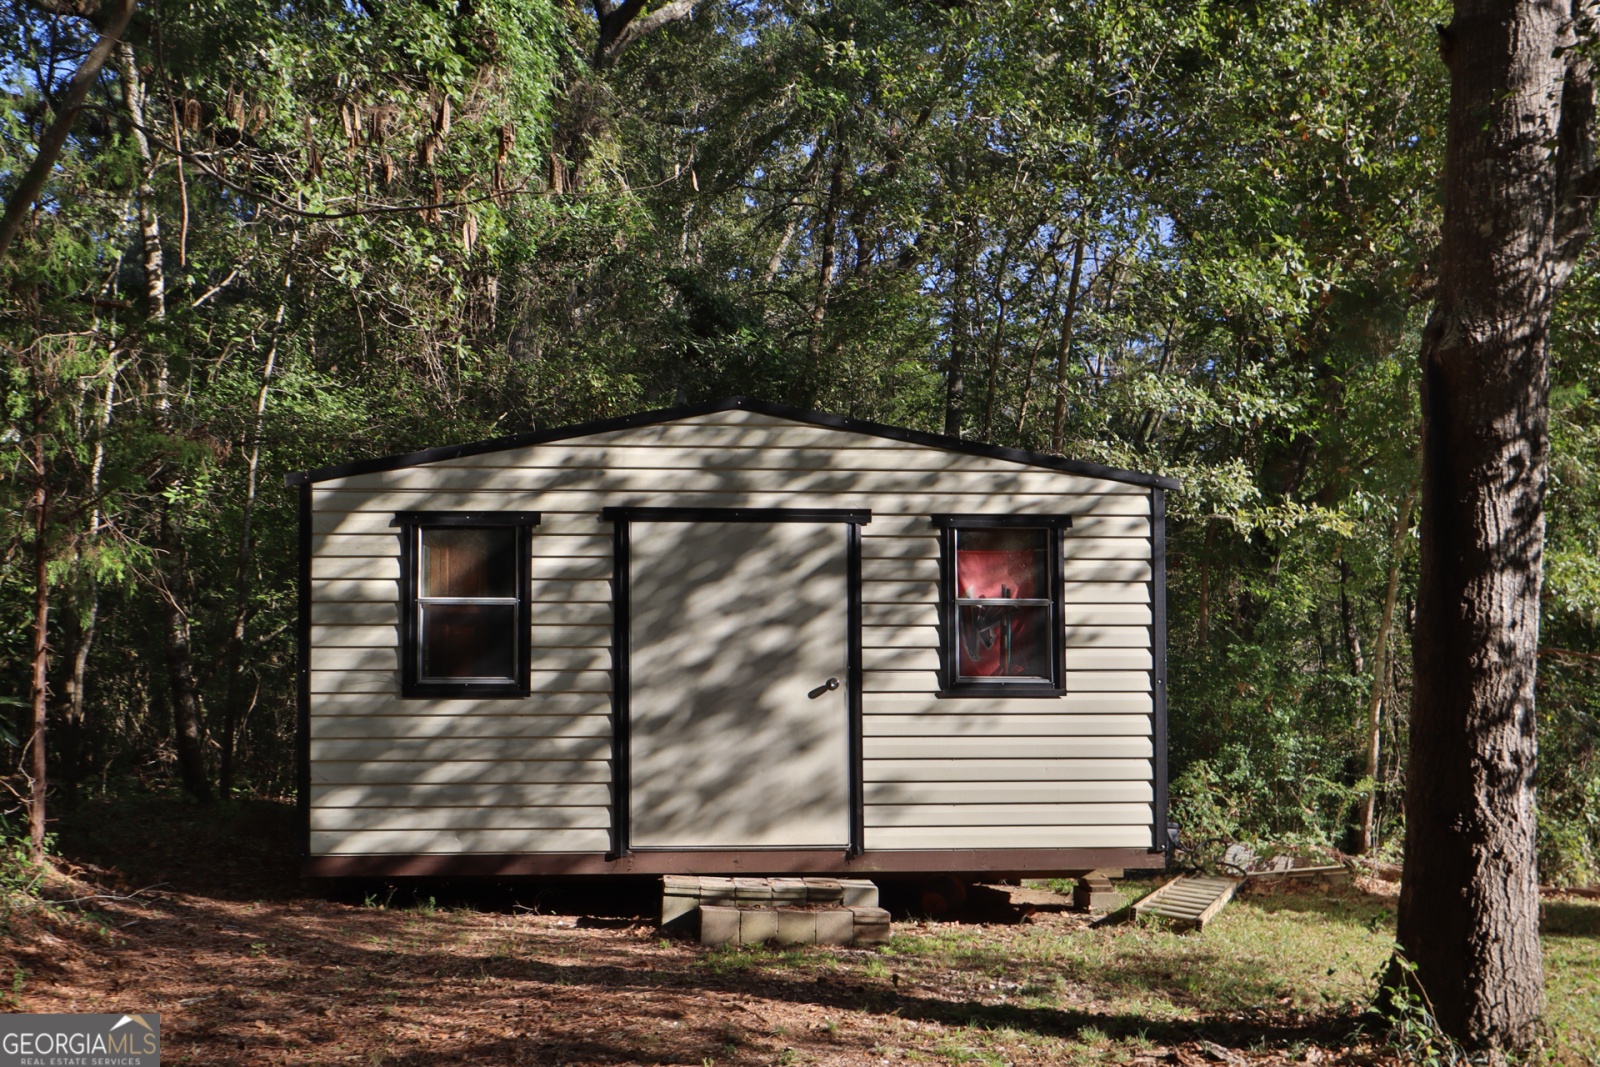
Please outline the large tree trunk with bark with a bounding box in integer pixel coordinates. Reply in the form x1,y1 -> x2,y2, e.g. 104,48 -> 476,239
1396,0 -> 1596,1049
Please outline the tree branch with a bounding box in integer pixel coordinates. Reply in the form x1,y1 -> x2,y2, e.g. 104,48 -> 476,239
0,0 -> 136,261
594,0 -> 696,70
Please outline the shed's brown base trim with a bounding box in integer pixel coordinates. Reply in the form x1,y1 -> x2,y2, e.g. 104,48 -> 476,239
302,847 -> 1162,880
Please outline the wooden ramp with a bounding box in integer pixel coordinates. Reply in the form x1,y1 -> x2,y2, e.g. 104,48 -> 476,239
1130,875 -> 1243,930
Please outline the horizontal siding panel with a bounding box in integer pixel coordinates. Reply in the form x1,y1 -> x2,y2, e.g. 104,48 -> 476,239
862,670 -> 1151,694
312,807 -> 610,832
311,828 -> 610,855
1061,604 -> 1152,626
531,533 -> 613,556
859,580 -> 938,604
862,624 -> 940,649
312,783 -> 612,808
309,693 -> 609,716
1062,538 -> 1154,560
312,737 -> 612,762
311,625 -> 399,649
864,781 -> 1152,806
312,579 -> 397,604
310,714 -> 611,741
312,647 -> 397,672
864,736 -> 1151,761
866,758 -> 1152,783
529,579 -> 612,602
865,714 -> 1151,738
313,556 -> 399,581
860,557 -> 939,582
865,693 -> 1153,715
862,648 -> 1152,672
1065,626 -> 1152,649
321,466 -> 1147,498
866,826 -> 1151,850
312,759 -> 611,786
312,490 -> 1154,517
863,603 -> 939,628
1061,560 -> 1152,582
532,556 -> 612,580
865,803 -> 1153,828
529,647 -> 613,672
312,534 -> 401,558
1062,581 -> 1151,604
308,670 -> 613,694
859,535 -> 941,560
312,602 -> 399,626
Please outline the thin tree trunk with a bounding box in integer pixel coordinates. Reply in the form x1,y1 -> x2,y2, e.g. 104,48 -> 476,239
158,506 -> 211,802
1396,0 -> 1597,1047
943,218 -> 976,438
1358,485 -> 1417,855
807,147 -> 844,372
1050,234 -> 1087,453
117,43 -> 167,329
1338,559 -> 1366,676
26,389 -> 51,863
0,0 -> 137,261
220,290 -> 287,796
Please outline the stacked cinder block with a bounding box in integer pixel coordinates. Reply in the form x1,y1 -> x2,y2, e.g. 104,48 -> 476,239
661,876 -> 890,947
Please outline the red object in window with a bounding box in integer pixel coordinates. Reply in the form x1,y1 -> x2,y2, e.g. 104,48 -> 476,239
956,547 -> 1043,600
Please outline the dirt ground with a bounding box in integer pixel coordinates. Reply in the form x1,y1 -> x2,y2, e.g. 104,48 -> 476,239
3,798 -> 1418,1066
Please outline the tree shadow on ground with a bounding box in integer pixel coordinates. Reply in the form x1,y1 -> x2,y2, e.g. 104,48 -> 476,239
1541,898 -> 1600,938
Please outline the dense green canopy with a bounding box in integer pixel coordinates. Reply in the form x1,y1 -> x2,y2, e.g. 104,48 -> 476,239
2,0 -> 1597,882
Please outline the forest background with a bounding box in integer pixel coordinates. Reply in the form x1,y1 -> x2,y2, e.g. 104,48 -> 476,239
2,0 -> 1598,883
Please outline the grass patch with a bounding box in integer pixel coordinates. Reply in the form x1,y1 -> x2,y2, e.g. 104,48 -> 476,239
1541,896 -> 1600,1065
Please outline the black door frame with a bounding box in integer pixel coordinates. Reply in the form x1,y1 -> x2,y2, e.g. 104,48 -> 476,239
599,506 -> 871,858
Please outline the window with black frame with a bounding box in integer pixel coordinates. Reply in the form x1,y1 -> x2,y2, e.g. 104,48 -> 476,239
933,515 -> 1070,695
395,512 -> 539,697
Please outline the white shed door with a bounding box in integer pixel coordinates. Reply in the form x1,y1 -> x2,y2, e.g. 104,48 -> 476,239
628,520 -> 851,849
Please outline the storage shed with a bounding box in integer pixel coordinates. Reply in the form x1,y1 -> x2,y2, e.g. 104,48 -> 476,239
289,398 -> 1178,879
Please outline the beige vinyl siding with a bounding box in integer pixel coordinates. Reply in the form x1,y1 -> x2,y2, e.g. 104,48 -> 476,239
307,407 -> 1158,856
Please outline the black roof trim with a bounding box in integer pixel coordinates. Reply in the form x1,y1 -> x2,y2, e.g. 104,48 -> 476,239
285,396 -> 1181,490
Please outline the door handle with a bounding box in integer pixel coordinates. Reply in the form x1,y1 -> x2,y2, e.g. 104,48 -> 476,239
808,677 -> 841,699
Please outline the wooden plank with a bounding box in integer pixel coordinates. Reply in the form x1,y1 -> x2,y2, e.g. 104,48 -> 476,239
311,828 -> 611,854
1130,875 -> 1243,930
865,758 -> 1153,783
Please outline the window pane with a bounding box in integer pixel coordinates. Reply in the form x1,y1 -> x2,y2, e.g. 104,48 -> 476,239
956,604 -> 1051,680
421,604 -> 517,679
421,528 -> 516,598
955,528 -> 1047,600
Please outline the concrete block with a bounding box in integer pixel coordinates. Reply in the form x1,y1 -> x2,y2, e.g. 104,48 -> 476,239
661,891 -> 700,927
771,878 -> 808,905
849,906 -> 891,945
816,908 -> 854,946
740,908 -> 779,945
735,877 -> 774,903
697,877 -> 737,906
700,905 -> 740,947
775,909 -> 817,946
803,877 -> 843,905
840,879 -> 879,907
1074,873 -> 1119,913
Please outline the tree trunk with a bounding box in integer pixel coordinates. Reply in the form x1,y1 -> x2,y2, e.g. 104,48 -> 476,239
158,506 -> 212,802
1357,485 -> 1416,855
1050,234 -> 1087,453
807,146 -> 844,374
943,219 -> 975,438
0,0 -> 137,260
1396,0 -> 1596,1048
26,391 -> 51,863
